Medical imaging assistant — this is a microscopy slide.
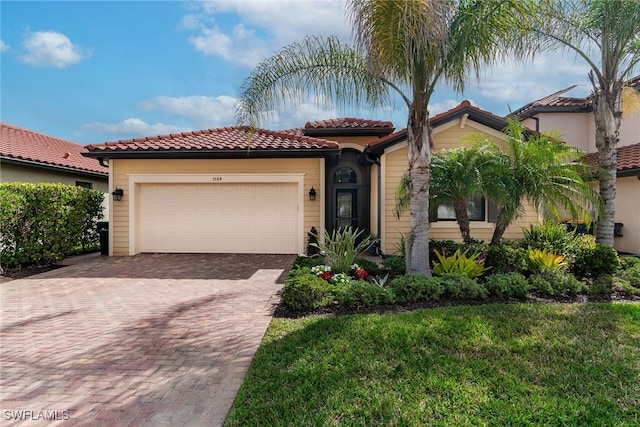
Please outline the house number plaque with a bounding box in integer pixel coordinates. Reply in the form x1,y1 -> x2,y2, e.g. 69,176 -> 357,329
211,177 -> 223,182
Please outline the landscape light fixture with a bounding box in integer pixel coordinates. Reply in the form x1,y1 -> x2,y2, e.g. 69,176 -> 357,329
309,187 -> 316,201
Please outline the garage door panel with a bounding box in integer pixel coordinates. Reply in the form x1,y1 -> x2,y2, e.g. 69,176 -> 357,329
138,182 -> 298,254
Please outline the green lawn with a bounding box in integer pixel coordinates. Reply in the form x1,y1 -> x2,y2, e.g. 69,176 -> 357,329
225,303 -> 640,426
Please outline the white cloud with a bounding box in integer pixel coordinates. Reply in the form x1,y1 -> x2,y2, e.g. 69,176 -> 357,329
429,99 -> 467,115
188,24 -> 269,67
472,52 -> 592,108
136,95 -> 239,128
19,31 -> 91,68
186,0 -> 350,67
0,40 -> 10,52
81,118 -> 191,138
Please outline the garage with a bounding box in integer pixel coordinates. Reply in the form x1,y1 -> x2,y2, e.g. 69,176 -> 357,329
136,181 -> 299,254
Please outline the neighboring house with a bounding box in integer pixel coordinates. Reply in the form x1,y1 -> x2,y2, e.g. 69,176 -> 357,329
514,76 -> 640,255
1,122 -> 108,189
83,102 -> 539,257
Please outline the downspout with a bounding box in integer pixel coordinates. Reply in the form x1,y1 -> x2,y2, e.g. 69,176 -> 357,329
98,157 -> 109,168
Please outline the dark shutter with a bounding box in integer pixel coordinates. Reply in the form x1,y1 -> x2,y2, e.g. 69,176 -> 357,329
428,200 -> 438,222
487,199 -> 498,223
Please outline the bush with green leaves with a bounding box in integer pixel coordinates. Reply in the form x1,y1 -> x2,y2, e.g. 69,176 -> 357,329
570,244 -> 621,279
483,243 -> 528,274
382,256 -> 406,276
522,221 -> 576,254
620,256 -> 640,270
484,273 -> 529,299
388,275 -> 445,303
617,265 -> 640,289
306,227 -> 321,256
310,227 -> 374,274
0,182 -> 104,267
432,249 -> 489,278
590,274 -> 640,297
332,280 -> 395,307
292,255 -> 326,270
527,248 -> 568,274
528,269 -> 583,297
281,268 -> 334,310
439,273 -> 488,300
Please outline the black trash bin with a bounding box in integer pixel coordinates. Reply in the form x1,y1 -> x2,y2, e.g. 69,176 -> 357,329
97,221 -> 109,255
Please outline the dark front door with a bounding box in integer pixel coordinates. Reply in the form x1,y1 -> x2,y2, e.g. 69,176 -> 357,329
335,189 -> 358,230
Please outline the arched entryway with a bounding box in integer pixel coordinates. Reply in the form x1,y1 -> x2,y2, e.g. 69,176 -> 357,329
325,149 -> 371,236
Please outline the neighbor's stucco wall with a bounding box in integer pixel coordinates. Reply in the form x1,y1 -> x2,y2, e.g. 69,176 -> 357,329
614,176 -> 640,255
110,158 -> 322,256
1,162 -> 109,218
380,118 -> 540,254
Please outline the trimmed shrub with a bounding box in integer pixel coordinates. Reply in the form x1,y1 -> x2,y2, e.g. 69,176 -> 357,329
382,256 -> 406,276
281,268 -> 334,310
429,239 -> 463,259
388,275 -> 444,303
590,274 -> 640,297
333,280 -> 395,307
528,269 -> 583,297
306,227 -> 321,256
484,273 -> 529,299
620,256 -> 640,270
617,265 -> 640,288
439,273 -> 488,300
570,244 -> 621,279
0,183 -> 104,267
484,243 -> 528,274
292,255 -> 325,270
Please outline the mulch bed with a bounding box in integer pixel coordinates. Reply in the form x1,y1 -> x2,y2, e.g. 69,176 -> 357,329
1,265 -> 63,282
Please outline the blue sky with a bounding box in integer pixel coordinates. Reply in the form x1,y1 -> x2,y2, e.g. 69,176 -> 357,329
1,0 -> 595,145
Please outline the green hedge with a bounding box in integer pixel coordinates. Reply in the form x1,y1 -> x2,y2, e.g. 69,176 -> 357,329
0,183 -> 104,267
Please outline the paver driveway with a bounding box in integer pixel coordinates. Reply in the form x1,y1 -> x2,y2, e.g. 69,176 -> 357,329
0,253 -> 295,426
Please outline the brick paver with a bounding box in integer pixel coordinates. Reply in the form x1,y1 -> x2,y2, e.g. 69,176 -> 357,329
0,254 -> 294,426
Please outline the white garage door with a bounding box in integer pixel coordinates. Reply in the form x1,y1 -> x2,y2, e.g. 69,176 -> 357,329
137,182 -> 299,254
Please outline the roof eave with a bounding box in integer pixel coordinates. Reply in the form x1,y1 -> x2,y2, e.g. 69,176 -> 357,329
618,168 -> 640,177
82,148 -> 342,160
515,105 -> 593,119
0,156 -> 108,179
303,127 -> 395,138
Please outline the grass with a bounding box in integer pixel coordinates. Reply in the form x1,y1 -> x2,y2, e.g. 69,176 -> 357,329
225,303 -> 640,426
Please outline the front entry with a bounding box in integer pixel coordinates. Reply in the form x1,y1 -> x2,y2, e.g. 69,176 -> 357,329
326,149 -> 371,236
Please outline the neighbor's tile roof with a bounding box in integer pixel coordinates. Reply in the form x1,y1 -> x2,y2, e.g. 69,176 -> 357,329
584,142 -> 640,172
281,117 -> 395,136
512,85 -> 592,118
84,126 -> 340,153
304,117 -> 394,130
0,122 -> 108,175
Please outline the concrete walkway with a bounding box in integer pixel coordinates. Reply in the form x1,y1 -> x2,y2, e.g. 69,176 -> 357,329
0,253 -> 294,426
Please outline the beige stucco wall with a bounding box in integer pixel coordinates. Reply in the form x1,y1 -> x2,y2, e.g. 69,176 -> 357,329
380,118 -> 540,254
614,176 -> 640,254
110,158 -> 323,256
0,162 -> 109,218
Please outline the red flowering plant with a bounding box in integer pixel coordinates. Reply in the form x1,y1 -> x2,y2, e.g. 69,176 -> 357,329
311,265 -> 332,281
350,264 -> 369,280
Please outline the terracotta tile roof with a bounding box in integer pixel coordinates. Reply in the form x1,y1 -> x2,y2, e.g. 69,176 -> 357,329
584,142 -> 640,172
1,122 -> 108,175
84,126 -> 340,155
304,117 -> 394,130
512,85 -> 592,118
367,100 -> 511,151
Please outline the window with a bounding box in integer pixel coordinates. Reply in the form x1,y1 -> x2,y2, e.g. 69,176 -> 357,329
333,167 -> 357,184
437,195 -> 486,221
75,181 -> 93,189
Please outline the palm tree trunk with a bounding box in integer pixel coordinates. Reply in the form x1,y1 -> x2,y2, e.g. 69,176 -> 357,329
490,207 -> 509,246
453,198 -> 472,243
592,82 -> 622,248
405,103 -> 432,276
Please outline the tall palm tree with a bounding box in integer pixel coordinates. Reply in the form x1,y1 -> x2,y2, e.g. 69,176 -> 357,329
236,0 -> 527,276
524,0 -> 640,247
471,120 -> 601,246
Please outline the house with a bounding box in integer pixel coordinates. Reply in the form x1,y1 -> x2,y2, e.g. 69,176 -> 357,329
82,102 -> 540,257
514,76 -> 640,255
1,122 -> 108,191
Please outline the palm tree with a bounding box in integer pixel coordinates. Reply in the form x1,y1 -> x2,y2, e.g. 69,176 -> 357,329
523,0 -> 640,247
236,0 -> 528,276
471,120 -> 601,246
429,147 -> 487,244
